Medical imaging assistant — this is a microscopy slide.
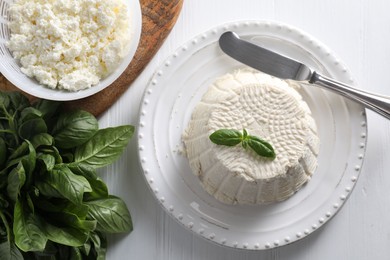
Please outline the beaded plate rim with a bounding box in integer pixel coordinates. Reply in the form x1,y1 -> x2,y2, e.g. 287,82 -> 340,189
137,20 -> 367,250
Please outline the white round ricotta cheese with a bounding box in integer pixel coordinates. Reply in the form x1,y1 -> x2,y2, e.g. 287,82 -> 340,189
183,69 -> 320,205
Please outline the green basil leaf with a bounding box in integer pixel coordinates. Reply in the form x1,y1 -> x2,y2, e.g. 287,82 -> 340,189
21,140 -> 37,178
48,211 -> 97,232
44,223 -> 88,247
20,141 -> 36,177
39,146 -> 62,164
52,110 -> 98,149
62,202 -> 89,220
18,118 -> 47,140
0,92 -> 10,112
7,92 -> 29,112
67,164 -> 108,200
35,181 -> 64,200
7,162 -> 26,202
74,125 -> 134,168
13,199 -> 47,252
33,198 -> 89,221
0,240 -> 23,260
89,232 -> 107,260
0,123 -> 5,141
8,142 -> 28,162
3,141 -> 35,189
70,247 -> 83,260
38,200 -> 97,231
0,137 -> 6,168
7,141 -> 36,188
0,171 -> 7,190
247,136 -> 276,159
210,129 -> 276,159
209,129 -> 242,146
80,239 -> 91,256
0,92 -> 29,116
37,154 -> 56,172
31,133 -> 54,149
19,107 -> 43,123
38,165 -> 92,205
67,163 -> 97,180
0,211 -> 10,238
0,195 -> 9,209
31,198 -> 61,213
85,196 -> 132,233
33,99 -> 60,121
84,178 -> 109,201
26,193 -> 34,214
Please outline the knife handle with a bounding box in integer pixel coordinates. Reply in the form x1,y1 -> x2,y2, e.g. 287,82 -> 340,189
310,72 -> 390,120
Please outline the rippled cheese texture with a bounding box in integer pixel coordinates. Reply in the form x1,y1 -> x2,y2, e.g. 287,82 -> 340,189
7,0 -> 131,91
183,69 -> 320,205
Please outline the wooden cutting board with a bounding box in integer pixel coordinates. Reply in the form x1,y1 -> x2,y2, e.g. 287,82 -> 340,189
0,0 -> 184,117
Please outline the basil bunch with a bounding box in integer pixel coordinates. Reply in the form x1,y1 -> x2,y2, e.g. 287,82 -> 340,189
0,92 -> 133,259
209,129 -> 276,159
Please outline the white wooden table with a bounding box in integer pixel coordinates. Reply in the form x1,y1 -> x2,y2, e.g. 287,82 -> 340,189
99,0 -> 390,259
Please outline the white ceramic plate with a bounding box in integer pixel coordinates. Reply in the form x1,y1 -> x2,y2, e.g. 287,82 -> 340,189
0,0 -> 141,101
137,20 -> 368,250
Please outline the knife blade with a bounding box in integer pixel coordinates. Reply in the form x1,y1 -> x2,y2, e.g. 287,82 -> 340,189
218,31 -> 390,120
219,31 -> 313,82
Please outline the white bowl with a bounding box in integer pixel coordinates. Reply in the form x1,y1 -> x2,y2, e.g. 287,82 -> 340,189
0,0 -> 142,101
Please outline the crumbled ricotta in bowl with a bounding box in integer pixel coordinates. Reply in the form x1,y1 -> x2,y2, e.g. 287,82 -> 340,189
7,0 -> 131,91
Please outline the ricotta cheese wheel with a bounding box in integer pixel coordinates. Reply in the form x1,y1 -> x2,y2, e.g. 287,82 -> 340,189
183,69 -> 320,205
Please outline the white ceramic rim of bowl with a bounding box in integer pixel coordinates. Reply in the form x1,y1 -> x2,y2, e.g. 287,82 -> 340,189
0,0 -> 142,101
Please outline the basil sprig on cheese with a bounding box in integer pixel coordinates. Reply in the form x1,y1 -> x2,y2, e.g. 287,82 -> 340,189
209,129 -> 276,159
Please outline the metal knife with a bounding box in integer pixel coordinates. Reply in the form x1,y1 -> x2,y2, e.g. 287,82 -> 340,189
219,31 -> 390,120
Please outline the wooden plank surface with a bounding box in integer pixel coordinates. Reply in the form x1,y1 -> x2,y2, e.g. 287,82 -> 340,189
0,0 -> 184,117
